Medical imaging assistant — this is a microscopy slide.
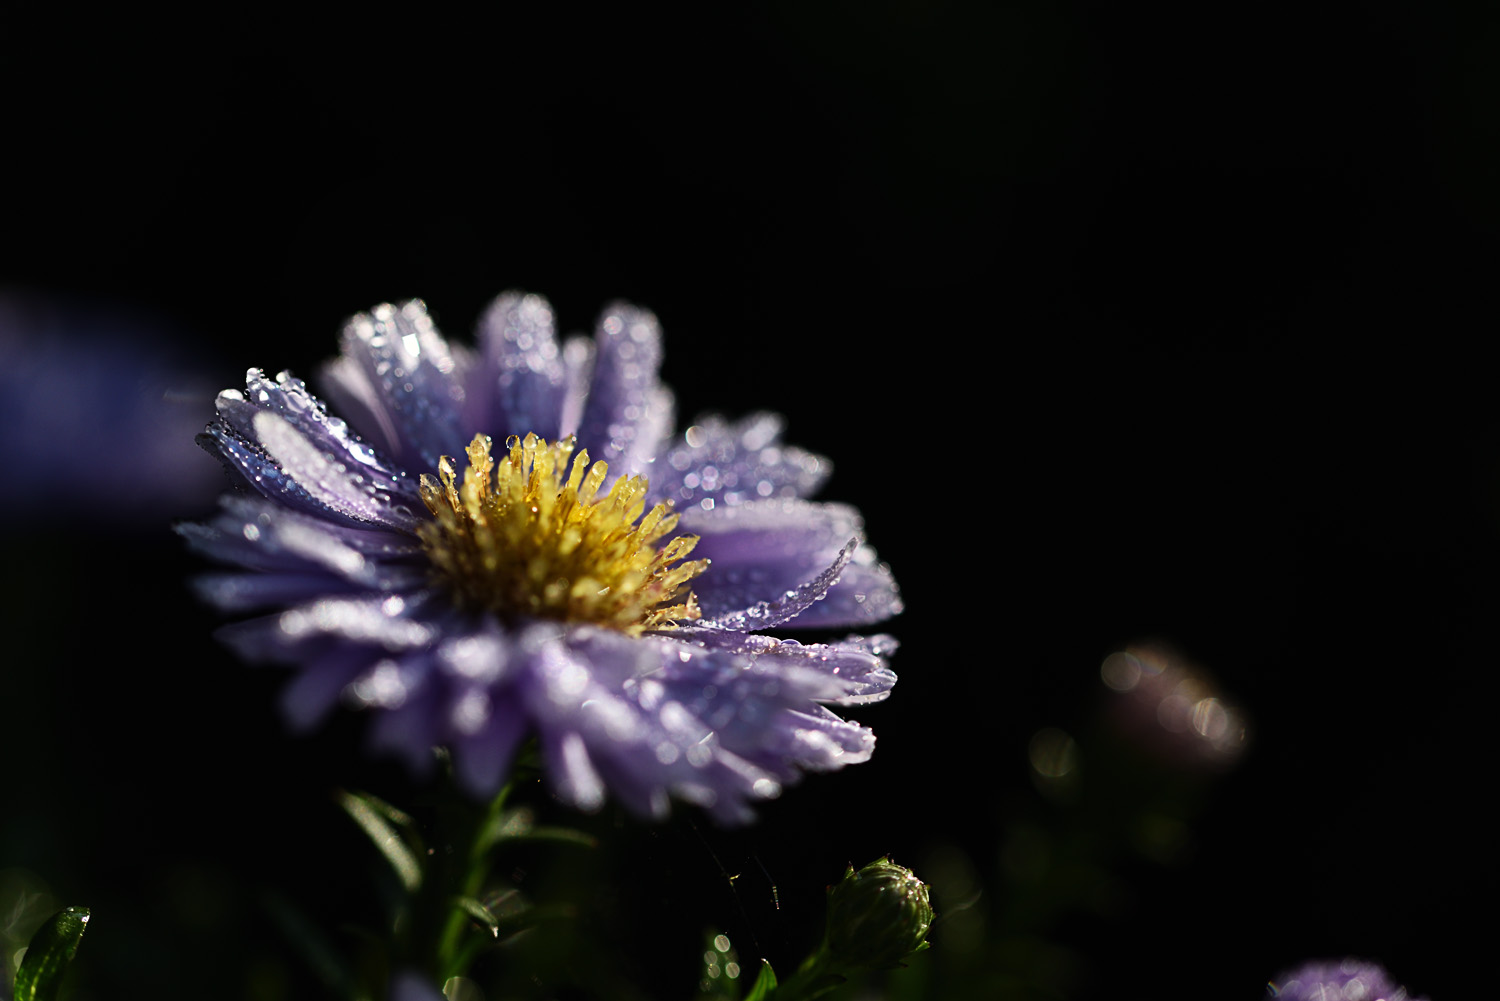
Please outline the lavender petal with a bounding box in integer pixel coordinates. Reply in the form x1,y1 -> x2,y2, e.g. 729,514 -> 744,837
328,300 -> 473,474
779,555 -> 904,629
278,646 -> 376,731
529,628 -> 877,823
679,499 -> 864,618
674,633 -> 899,705
209,369 -> 422,523
179,496 -> 424,591
218,595 -> 436,663
572,302 -> 673,479
690,535 -> 861,633
652,412 -> 831,508
365,676 -> 446,776
450,694 -> 531,796
471,291 -> 569,440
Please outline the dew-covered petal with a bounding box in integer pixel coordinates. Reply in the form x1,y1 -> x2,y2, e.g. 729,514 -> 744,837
320,352 -> 402,462
556,335 -> 594,440
471,291 -> 569,440
678,499 -> 863,617
330,619 -> 533,793
708,539 -> 857,633
225,369 -> 415,497
572,303 -> 673,479
679,498 -> 901,630
516,628 -> 878,823
198,421 -> 370,532
777,553 -> 903,629
200,409 -> 422,533
675,633 -> 899,705
178,496 -> 425,600
772,704 -> 878,770
205,368 -> 422,529
217,594 -> 437,664
504,628 -> 746,819
652,413 -> 831,508
322,300 -> 473,474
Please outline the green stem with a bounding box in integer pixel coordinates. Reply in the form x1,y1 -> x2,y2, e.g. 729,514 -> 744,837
771,941 -> 850,1001
433,779 -> 512,981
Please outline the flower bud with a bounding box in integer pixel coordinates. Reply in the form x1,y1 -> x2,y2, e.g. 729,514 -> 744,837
824,857 -> 933,971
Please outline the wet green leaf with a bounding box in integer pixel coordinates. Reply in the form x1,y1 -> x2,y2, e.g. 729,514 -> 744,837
477,807 -> 597,853
338,790 -> 423,893
454,897 -> 501,937
517,825 -> 599,848
744,959 -> 777,1001
13,906 -> 89,1001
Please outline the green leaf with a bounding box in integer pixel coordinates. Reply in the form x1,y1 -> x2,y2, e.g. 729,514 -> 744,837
744,959 -> 778,1001
453,897 -> 502,937
338,790 -> 423,893
13,907 -> 89,1001
476,807 -> 597,854
517,825 -> 599,848
446,892 -> 575,976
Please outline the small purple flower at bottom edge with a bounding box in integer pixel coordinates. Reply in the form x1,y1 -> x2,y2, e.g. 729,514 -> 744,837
1269,958 -> 1428,1001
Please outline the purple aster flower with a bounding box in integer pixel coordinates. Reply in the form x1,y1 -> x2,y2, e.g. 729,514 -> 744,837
181,293 -> 900,822
1269,958 -> 1428,1001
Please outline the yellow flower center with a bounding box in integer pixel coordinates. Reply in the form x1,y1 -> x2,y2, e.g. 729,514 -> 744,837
417,432 -> 707,635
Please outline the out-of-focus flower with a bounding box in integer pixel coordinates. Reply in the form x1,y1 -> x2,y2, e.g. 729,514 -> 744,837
0,293 -> 219,525
389,970 -> 444,1001
181,294 -> 900,822
1269,958 -> 1427,1001
1100,644 -> 1248,769
824,857 -> 933,971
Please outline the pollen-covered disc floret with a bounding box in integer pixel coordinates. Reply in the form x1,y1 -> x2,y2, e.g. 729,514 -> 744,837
418,431 -> 707,634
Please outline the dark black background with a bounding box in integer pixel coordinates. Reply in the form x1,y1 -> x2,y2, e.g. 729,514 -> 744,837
4,4 -> 1497,999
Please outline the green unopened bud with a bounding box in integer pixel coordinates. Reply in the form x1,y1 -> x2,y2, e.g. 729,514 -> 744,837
824,857 -> 933,971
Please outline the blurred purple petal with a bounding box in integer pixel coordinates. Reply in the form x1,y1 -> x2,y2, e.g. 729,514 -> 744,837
328,300 -> 474,473
1269,958 -> 1427,1001
471,291 -> 568,439
652,412 -> 831,508
0,293 -> 221,524
572,302 -> 673,479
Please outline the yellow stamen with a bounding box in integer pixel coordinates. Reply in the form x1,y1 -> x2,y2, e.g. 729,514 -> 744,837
417,433 -> 708,635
